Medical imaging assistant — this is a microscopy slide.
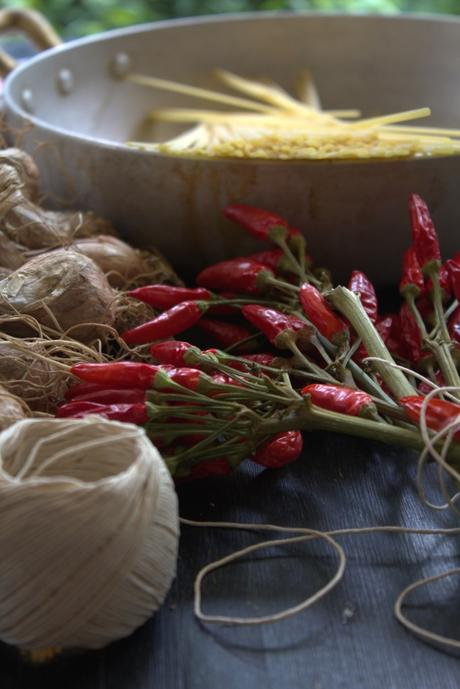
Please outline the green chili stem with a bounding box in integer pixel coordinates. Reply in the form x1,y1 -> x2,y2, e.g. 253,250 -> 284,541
213,297 -> 291,310
407,296 -> 429,339
278,242 -> 302,274
223,355 -> 287,376
274,236 -> 309,283
406,292 -> 460,395
445,299 -> 459,321
213,386 -> 296,405
202,358 -> 279,389
256,403 -> 460,461
292,308 -> 397,405
311,335 -> 333,365
329,287 -> 416,400
347,360 -> 397,406
431,272 -> 451,341
288,340 -> 337,383
147,392 -> 237,411
173,414 -> 245,462
266,276 -> 300,294
429,271 -> 460,395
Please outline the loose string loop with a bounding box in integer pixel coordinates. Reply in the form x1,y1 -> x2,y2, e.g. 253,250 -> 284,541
395,567 -> 460,650
180,520 -> 460,649
180,518 -> 346,625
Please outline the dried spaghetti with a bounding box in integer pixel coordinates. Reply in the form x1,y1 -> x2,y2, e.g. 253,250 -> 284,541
126,69 -> 460,160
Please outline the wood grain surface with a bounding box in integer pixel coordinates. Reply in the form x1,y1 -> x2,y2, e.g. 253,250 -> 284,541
2,431 -> 459,688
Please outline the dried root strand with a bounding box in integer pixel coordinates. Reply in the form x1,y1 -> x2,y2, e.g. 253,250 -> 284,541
0,339 -> 66,413
113,292 -> 156,334
0,327 -> 113,413
136,246 -> 184,288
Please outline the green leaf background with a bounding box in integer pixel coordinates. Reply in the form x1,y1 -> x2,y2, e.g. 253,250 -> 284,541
2,0 -> 459,38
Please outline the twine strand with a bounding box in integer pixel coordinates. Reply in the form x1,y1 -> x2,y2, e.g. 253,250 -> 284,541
182,518 -> 460,649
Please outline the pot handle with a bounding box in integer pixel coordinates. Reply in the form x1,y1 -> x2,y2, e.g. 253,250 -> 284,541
0,9 -> 61,76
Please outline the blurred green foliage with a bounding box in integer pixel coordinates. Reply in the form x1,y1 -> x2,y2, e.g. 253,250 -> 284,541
2,0 -> 460,37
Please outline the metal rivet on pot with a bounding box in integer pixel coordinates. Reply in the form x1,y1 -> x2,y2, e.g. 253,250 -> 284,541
57,69 -> 75,95
20,89 -> 34,114
110,52 -> 132,78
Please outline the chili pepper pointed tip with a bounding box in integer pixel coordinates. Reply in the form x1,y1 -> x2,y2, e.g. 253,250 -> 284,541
223,204 -> 300,243
408,193 -> 441,273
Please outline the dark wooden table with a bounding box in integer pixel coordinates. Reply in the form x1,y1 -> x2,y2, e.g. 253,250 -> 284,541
2,431 -> 459,688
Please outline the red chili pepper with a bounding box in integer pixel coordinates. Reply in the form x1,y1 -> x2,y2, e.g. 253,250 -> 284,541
299,283 -> 348,344
449,306 -> 460,345
399,303 -> 426,363
378,314 -> 408,360
447,253 -> 460,302
128,285 -> 211,309
247,249 -> 285,272
400,308 -> 427,363
168,367 -> 206,391
409,194 -> 441,273
301,383 -> 376,418
242,304 -> 311,349
151,366 -> 218,394
92,403 -> 150,425
210,372 -> 244,388
56,401 -> 149,425
400,396 -> 460,439
65,381 -> 109,400
150,340 -> 201,367
399,247 -> 425,299
202,347 -> 219,355
348,270 -> 378,323
252,431 -> 303,468
150,367 -> 203,392
376,315 -> 393,343
242,353 -> 277,366
224,204 -> 301,243
57,401 -> 108,417
69,388 -> 146,405
196,258 -> 273,295
438,262 -> 451,298
121,301 -> 208,346
197,318 -> 255,351
71,362 -> 164,389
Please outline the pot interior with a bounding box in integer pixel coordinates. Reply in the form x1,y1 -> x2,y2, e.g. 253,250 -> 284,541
5,13 -> 460,146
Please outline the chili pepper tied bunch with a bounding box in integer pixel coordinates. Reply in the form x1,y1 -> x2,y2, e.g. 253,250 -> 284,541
58,199 -> 460,482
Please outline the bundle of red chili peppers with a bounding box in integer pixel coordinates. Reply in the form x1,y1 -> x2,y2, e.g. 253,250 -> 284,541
57,196 -> 460,480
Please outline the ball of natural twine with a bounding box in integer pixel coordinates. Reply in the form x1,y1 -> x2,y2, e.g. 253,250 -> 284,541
0,416 -> 179,651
